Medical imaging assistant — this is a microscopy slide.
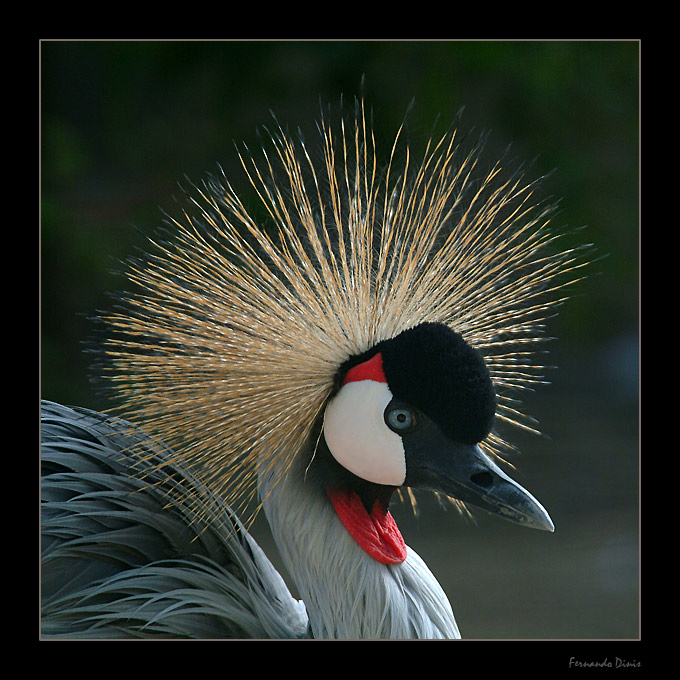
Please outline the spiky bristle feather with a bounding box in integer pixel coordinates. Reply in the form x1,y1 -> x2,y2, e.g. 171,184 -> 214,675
99,99 -> 588,525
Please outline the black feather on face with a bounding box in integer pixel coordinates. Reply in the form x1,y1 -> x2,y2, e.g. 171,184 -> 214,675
340,322 -> 496,446
311,322 -> 496,513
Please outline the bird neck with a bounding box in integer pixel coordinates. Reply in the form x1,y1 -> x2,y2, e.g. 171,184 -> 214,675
258,452 -> 460,639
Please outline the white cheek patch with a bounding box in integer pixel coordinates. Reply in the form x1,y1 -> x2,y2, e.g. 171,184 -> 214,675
323,381 -> 406,486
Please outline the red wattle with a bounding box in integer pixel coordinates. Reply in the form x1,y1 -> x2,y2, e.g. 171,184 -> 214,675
327,487 -> 407,565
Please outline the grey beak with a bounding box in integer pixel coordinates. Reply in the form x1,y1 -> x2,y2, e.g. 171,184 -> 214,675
445,443 -> 555,532
403,421 -> 554,532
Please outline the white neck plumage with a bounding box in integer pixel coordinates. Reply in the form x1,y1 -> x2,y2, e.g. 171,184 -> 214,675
258,455 -> 461,640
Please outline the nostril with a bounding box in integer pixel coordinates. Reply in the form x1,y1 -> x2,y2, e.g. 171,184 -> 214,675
470,471 -> 493,489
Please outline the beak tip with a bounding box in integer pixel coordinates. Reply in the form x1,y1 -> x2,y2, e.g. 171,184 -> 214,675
498,503 -> 554,532
492,485 -> 555,532
521,498 -> 555,532
540,516 -> 555,533
526,503 -> 555,532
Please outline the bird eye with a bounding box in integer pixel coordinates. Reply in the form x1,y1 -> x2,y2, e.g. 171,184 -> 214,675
385,407 -> 416,432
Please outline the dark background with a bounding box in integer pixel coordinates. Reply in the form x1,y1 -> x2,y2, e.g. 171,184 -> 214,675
40,41 -> 639,642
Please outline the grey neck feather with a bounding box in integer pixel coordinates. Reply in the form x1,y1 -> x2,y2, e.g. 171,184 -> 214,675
258,452 -> 461,640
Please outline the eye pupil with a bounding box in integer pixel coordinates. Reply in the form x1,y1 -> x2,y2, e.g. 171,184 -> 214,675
386,407 -> 415,432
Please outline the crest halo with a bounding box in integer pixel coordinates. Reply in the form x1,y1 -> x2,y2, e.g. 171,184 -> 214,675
97,97 -> 588,524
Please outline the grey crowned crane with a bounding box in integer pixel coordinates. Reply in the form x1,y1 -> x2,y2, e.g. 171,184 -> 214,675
41,98 -> 586,639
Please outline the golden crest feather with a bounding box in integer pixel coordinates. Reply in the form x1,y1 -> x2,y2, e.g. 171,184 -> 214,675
99,98 -> 587,524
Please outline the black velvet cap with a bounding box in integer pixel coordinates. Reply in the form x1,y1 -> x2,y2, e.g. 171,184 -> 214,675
339,322 -> 496,445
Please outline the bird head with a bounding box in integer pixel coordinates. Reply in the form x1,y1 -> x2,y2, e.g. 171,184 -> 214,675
99,98 -> 586,554
316,322 -> 554,563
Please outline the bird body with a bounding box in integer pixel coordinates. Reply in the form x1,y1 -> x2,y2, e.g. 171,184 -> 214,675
41,401 -> 309,638
259,436 -> 460,639
41,399 -> 457,638
41,98 -> 587,639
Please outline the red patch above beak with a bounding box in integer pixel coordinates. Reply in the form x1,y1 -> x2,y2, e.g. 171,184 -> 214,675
341,352 -> 387,386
